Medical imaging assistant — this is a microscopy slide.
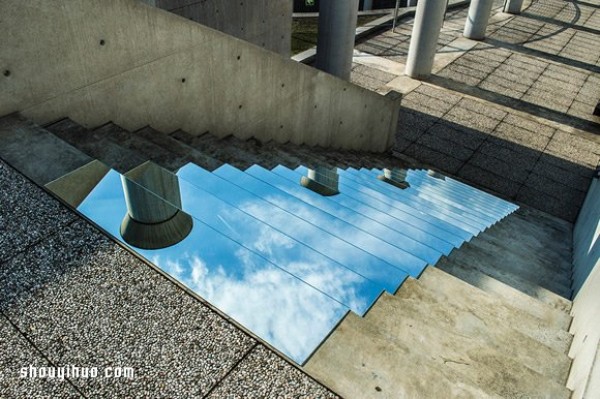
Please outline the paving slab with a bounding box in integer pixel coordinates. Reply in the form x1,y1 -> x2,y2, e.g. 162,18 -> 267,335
208,345 -> 340,399
0,160 -> 76,264
0,315 -> 83,399
0,220 -> 256,398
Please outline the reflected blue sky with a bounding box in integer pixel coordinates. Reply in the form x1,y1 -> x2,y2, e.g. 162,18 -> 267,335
360,168 -> 500,227
193,164 -> 427,278
72,162 -> 516,366
400,169 -> 518,215
176,164 -> 410,290
337,168 -> 482,236
295,166 -> 473,244
269,165 -> 457,256
151,171 -> 385,316
251,164 -> 443,265
77,169 -> 350,364
349,168 -> 495,229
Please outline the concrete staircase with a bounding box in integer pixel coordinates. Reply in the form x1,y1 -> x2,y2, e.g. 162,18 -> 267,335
0,113 -> 575,398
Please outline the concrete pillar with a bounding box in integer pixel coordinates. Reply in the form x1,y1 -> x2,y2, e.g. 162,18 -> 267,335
377,168 -> 410,189
463,0 -> 495,40
120,162 -> 192,249
301,166 -> 340,196
363,0 -> 373,11
315,0 -> 359,80
503,0 -> 524,14
405,0 -> 447,79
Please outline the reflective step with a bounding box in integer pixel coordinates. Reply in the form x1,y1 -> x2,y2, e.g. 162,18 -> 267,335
276,165 -> 459,253
121,162 -> 386,316
74,168 -> 350,364
338,168 -> 483,235
207,164 -> 428,278
372,168 -> 513,220
260,164 -> 446,264
295,165 -> 474,243
407,169 -> 518,214
176,163 -> 410,292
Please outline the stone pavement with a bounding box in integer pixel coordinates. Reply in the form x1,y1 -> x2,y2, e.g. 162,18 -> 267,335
350,0 -> 600,221
0,159 -> 339,398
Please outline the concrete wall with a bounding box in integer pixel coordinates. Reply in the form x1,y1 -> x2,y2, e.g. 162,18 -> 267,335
568,175 -> 600,399
153,0 -> 292,56
0,0 -> 397,152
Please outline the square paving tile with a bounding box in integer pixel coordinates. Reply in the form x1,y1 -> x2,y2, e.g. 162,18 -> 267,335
0,316 -> 83,399
0,220 -> 256,398
207,345 -> 340,399
0,160 -> 76,264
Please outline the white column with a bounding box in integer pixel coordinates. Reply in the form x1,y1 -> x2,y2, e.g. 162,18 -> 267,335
463,0 -> 495,40
503,0 -> 524,14
405,0 -> 447,79
315,0 -> 360,80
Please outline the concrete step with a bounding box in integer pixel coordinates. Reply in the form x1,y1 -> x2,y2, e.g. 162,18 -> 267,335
170,130 -> 258,170
362,294 -> 571,396
305,312 -> 503,399
389,279 -> 571,384
306,291 -> 572,399
465,234 -> 573,295
0,114 -> 92,185
132,127 -> 222,171
479,209 -> 573,275
436,256 -> 572,329
455,240 -> 573,299
92,123 -> 187,172
416,267 -> 573,354
45,119 -> 145,173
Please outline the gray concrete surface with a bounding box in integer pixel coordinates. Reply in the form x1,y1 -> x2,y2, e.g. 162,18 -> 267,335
0,158 -> 341,398
307,287 -> 572,399
418,267 -> 573,354
0,115 -> 92,185
347,0 -> 600,221
0,0 -> 397,152
152,0 -> 292,56
439,206 -> 573,311
568,176 -> 600,399
306,312 -> 503,399
0,315 -> 83,398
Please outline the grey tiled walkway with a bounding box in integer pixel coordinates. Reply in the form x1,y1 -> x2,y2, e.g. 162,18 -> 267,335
351,0 -> 600,221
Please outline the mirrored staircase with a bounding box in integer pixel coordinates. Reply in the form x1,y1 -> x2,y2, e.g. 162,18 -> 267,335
0,113 -> 575,398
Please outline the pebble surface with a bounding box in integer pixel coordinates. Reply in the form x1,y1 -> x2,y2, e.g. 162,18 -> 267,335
0,159 -> 340,398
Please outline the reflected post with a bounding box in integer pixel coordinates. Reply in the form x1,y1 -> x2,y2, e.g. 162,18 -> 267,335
301,166 -> 340,196
377,168 -> 410,189
120,162 -> 193,249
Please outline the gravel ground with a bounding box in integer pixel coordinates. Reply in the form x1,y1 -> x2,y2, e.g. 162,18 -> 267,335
0,159 -> 340,398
